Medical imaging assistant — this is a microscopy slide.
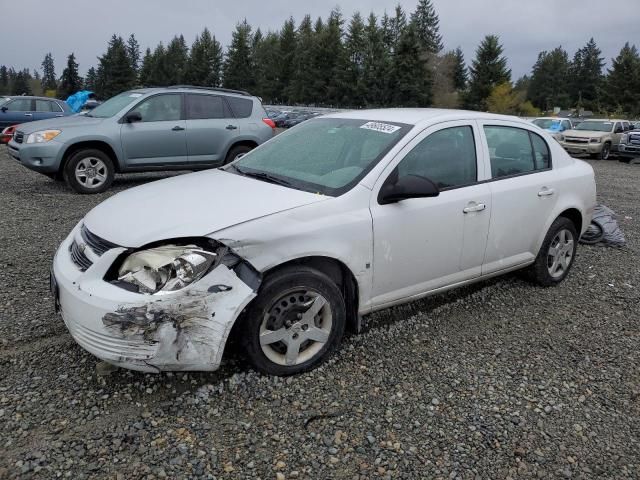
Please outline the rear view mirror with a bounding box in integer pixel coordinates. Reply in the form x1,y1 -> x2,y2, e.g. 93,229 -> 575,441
378,169 -> 440,205
125,111 -> 142,123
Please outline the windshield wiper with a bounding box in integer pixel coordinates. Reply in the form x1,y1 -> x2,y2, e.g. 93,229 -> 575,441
233,166 -> 293,188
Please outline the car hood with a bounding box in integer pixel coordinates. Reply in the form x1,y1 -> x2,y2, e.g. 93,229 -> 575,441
16,114 -> 105,134
83,169 -> 328,248
564,129 -> 608,138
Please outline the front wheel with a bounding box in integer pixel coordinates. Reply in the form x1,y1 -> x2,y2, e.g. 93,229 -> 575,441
63,149 -> 114,194
592,142 -> 611,160
525,217 -> 578,286
224,145 -> 253,165
241,266 -> 346,376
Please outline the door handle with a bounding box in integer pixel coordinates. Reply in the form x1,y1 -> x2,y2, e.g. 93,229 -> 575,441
55,114 -> 63,117
171,125 -> 185,131
538,187 -> 555,197
226,124 -> 238,130
463,202 -> 486,214
24,113 -> 33,117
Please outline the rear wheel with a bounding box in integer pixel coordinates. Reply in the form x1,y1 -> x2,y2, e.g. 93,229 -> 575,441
224,145 -> 253,165
241,266 -> 346,376
525,217 -> 578,286
63,149 -> 114,194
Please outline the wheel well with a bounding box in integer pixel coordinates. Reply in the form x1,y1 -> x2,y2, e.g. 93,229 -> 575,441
559,208 -> 583,235
227,140 -> 258,156
60,141 -> 120,173
264,256 -> 361,333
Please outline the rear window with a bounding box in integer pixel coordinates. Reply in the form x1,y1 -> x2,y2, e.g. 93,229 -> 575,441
226,97 -> 253,118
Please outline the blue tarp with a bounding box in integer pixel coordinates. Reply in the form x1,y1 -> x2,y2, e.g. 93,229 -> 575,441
66,90 -> 94,113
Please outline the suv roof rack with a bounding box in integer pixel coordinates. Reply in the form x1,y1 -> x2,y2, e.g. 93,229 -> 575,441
166,85 -> 252,97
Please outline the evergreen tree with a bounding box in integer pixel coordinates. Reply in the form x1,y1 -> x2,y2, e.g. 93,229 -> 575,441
252,31 -> 281,102
165,35 -> 189,84
85,67 -> 98,92
223,20 -> 255,91
186,28 -> 223,87
0,66 -> 9,94
568,38 -> 604,111
126,34 -> 141,79
59,53 -> 82,97
139,48 -> 154,86
41,53 -> 57,92
452,47 -> 467,91
606,42 -> 640,115
317,9 -> 346,106
343,12 -> 367,106
465,35 -> 511,111
410,0 -> 443,55
96,35 -> 136,97
12,70 -> 32,95
362,13 -> 391,106
289,15 -> 318,104
389,23 -> 431,107
389,5 -> 407,51
528,46 -> 570,110
148,43 -> 170,86
278,17 -> 297,102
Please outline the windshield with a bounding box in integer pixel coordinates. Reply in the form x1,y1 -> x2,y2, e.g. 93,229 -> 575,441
575,121 -> 613,132
231,118 -> 410,196
87,91 -> 145,118
533,119 -> 560,129
0,97 -> 9,105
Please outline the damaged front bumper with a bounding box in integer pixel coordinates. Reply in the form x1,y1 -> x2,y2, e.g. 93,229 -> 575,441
53,224 -> 258,372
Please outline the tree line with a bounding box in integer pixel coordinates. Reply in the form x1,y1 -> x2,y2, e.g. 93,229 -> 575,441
1,0 -> 639,117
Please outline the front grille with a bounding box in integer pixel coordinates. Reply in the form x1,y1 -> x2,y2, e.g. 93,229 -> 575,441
81,225 -> 118,256
13,131 -> 24,143
629,134 -> 640,145
565,137 -> 589,144
69,241 -> 93,271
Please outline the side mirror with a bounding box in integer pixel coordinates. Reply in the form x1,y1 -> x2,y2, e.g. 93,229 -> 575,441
378,170 -> 440,205
125,111 -> 142,123
1,106 -> 7,113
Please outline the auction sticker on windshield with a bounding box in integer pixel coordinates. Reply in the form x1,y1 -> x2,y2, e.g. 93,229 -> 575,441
360,122 -> 401,134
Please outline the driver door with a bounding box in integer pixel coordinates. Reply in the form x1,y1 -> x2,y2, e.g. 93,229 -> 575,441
369,121 -> 492,307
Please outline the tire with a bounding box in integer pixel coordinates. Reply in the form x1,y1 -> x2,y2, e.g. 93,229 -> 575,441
63,149 -> 114,194
224,145 -> 253,165
598,142 -> 611,160
525,217 -> 578,287
241,266 -> 346,376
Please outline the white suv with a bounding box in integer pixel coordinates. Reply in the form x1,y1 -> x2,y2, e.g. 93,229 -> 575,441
52,109 -> 596,375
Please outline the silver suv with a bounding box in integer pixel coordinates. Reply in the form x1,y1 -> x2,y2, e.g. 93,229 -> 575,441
8,86 -> 275,193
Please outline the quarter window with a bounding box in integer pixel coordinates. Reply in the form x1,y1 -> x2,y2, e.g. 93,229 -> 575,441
226,97 -> 253,118
186,94 -> 229,120
134,94 -> 182,122
5,99 -> 32,112
396,126 -> 477,189
484,126 -> 551,179
35,100 -> 56,112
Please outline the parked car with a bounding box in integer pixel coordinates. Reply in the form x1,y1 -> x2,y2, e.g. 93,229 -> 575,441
618,126 -> 640,162
8,86 -> 274,193
0,95 -> 73,129
51,109 -> 595,375
531,117 -> 574,140
558,119 -> 628,159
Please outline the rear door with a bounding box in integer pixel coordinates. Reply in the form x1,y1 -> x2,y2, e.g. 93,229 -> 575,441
0,98 -> 34,128
479,121 -> 558,274
120,93 -> 188,167
185,93 -> 239,165
33,99 -> 65,122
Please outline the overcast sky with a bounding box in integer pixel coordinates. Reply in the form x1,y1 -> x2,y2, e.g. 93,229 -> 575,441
5,0 -> 639,80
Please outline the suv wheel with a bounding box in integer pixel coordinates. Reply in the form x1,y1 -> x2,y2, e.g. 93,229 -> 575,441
525,217 -> 578,287
63,149 -> 114,194
593,142 -> 611,160
241,266 -> 346,376
224,145 -> 253,165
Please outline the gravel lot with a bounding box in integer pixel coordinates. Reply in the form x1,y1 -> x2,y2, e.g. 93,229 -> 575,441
0,149 -> 639,479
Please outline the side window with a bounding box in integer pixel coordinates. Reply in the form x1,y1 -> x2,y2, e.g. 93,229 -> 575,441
484,126 -> 536,178
134,94 -> 182,122
35,100 -> 54,112
614,122 -> 623,133
186,94 -> 229,120
49,101 -> 63,113
396,126 -> 477,190
530,132 -> 551,169
5,99 -> 33,112
562,120 -> 571,130
226,97 -> 253,118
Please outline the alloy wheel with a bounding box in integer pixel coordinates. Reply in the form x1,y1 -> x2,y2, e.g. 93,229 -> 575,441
75,157 -> 108,189
547,228 -> 574,279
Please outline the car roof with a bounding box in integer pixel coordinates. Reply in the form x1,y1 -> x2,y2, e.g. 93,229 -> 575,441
534,117 -> 571,120
323,108 -> 522,126
138,86 -> 255,99
584,118 -> 626,122
5,95 -> 65,101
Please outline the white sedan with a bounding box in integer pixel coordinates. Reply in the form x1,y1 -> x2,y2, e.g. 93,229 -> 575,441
52,109 -> 596,375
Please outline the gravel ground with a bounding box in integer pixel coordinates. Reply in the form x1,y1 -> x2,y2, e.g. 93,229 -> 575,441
0,149 -> 639,479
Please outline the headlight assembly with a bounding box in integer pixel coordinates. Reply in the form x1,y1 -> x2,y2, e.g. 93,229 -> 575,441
26,129 -> 61,144
116,245 -> 217,294
590,137 -> 602,143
